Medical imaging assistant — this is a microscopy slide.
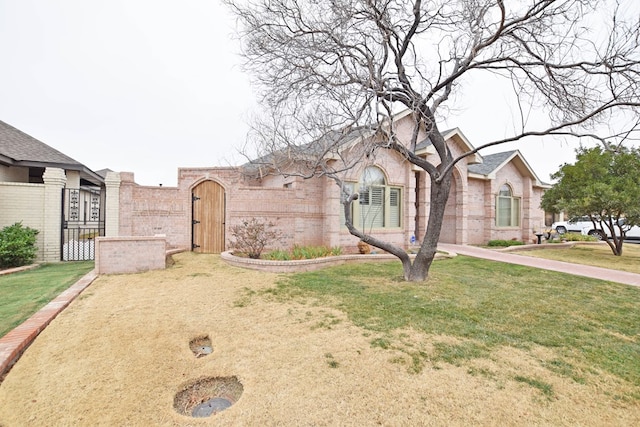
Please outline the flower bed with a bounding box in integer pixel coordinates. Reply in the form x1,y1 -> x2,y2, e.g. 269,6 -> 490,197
221,250 -> 452,273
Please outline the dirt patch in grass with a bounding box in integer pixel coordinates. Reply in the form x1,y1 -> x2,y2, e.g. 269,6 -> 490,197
0,252 -> 638,425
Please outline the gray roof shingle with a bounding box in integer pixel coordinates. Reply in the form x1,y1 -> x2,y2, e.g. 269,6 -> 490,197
468,151 -> 517,175
0,120 -> 82,166
0,120 -> 104,185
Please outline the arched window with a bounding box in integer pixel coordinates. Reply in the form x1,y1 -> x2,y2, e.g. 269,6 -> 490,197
496,184 -> 520,227
340,166 -> 402,230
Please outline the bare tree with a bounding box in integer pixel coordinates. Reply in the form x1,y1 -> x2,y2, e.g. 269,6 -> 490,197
224,0 -> 640,281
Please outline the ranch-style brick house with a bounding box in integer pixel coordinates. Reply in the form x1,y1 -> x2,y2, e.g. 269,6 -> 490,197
0,120 -> 105,262
1,114 -> 550,262
113,112 -> 550,254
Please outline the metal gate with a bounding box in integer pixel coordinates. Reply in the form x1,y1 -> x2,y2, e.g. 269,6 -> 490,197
61,187 -> 105,260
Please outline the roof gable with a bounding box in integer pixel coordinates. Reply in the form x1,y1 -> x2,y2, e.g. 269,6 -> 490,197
469,150 -> 548,187
0,120 -> 82,166
415,127 -> 482,164
0,120 -> 103,185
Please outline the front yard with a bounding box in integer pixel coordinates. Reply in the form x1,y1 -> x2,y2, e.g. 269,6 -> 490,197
0,262 -> 94,337
520,241 -> 640,274
0,251 -> 638,425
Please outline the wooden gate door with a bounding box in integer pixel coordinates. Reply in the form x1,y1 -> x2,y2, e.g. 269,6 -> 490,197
191,181 -> 225,253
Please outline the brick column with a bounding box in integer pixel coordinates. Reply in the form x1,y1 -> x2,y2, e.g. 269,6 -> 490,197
323,177 -> 341,247
42,168 -> 66,262
104,172 -> 121,237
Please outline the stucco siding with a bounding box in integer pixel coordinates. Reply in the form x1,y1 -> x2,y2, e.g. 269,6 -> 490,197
0,165 -> 29,182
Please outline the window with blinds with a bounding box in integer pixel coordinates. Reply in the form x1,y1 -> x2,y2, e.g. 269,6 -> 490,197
340,167 -> 402,230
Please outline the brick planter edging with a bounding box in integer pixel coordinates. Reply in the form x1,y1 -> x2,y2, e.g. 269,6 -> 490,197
221,250 -> 453,273
497,241 -> 606,252
0,270 -> 98,382
0,264 -> 39,276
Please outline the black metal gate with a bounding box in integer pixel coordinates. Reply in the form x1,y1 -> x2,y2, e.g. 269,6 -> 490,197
61,187 -> 105,260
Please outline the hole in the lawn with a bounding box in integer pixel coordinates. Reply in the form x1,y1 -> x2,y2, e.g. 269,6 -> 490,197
174,376 -> 243,417
189,335 -> 213,358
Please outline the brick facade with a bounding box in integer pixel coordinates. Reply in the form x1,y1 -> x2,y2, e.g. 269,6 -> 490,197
0,182 -> 46,260
114,145 -> 544,253
112,117 -> 547,252
0,167 -> 68,262
95,236 -> 167,274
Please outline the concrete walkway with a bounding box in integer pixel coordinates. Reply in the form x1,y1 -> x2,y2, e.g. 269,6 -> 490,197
438,243 -> 640,287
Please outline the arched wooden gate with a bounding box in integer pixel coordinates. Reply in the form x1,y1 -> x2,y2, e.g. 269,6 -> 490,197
191,181 -> 225,253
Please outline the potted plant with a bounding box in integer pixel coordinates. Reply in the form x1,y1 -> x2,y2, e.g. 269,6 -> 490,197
357,240 -> 370,254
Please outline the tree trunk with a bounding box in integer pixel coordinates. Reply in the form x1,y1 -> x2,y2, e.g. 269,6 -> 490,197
606,232 -> 624,256
341,167 -> 452,282
407,173 -> 452,282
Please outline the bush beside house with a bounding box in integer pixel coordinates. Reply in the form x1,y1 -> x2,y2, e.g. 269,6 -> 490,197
0,222 -> 39,268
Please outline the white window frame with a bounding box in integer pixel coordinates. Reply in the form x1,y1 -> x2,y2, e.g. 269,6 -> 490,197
340,167 -> 402,230
496,183 -> 521,227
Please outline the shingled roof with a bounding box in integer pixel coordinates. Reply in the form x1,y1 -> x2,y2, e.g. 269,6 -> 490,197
468,150 -> 549,187
0,120 -> 103,185
468,151 -> 517,175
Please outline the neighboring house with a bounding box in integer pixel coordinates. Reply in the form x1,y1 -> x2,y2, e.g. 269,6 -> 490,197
114,111 -> 550,253
0,120 -> 105,261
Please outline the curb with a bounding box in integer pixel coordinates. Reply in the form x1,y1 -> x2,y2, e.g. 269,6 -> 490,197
0,269 -> 98,382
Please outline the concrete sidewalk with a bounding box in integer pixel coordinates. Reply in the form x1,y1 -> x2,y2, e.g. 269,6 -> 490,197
438,243 -> 640,287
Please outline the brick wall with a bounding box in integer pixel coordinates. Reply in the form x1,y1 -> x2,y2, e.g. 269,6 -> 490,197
467,178 -> 487,245
0,182 -> 46,260
490,162 -> 546,243
113,123 -> 546,252
118,172 -> 189,249
95,236 -> 167,274
42,168 -> 66,262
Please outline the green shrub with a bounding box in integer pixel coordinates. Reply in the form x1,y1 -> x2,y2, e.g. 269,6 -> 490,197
487,239 -> 525,247
263,249 -> 291,261
0,222 -> 39,268
561,233 -> 598,242
264,245 -> 342,260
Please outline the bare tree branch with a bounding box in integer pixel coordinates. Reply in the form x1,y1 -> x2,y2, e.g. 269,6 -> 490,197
225,0 -> 640,281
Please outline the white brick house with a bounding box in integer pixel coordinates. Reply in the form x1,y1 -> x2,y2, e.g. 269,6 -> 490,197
0,120 -> 104,261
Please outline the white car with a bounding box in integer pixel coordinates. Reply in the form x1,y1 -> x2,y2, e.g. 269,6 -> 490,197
551,217 -> 597,234
580,219 -> 640,241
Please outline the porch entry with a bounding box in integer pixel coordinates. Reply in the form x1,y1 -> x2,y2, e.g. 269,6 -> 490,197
61,187 -> 105,260
191,180 -> 225,253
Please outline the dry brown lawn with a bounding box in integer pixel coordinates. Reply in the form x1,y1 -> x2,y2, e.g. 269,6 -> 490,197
0,252 -> 638,426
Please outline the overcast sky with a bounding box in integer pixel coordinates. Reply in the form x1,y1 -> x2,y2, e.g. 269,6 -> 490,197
0,0 -> 634,186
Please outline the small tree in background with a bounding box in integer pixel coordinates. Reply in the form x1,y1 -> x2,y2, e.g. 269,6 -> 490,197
230,218 -> 284,259
541,146 -> 640,256
0,222 -> 39,268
